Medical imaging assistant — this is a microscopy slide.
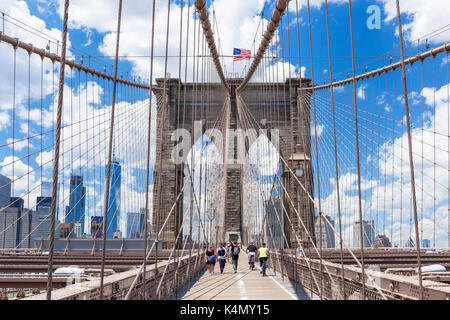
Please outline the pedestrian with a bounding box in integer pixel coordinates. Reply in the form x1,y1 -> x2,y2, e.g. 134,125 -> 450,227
226,242 -> 232,264
230,241 -> 240,273
217,243 -> 227,274
205,245 -> 216,276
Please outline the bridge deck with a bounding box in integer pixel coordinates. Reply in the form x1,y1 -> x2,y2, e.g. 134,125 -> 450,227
180,253 -> 317,300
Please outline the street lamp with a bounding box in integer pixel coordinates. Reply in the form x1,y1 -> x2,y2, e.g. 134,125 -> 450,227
207,203 -> 216,246
288,144 -> 311,175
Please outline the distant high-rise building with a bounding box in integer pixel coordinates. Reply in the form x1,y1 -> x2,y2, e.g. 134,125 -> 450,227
74,223 -> 83,238
106,159 -> 121,239
91,216 -> 103,238
422,239 -> 431,248
353,220 -> 375,248
0,197 -> 39,249
0,174 -> 11,211
126,208 -> 150,239
374,234 -> 391,248
127,212 -> 143,239
36,196 -> 52,211
314,215 -> 335,248
65,174 -> 86,234
60,223 -> 76,239
36,196 -> 60,239
264,198 -> 283,249
41,181 -> 52,198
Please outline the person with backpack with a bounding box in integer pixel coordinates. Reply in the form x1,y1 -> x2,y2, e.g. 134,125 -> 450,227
217,243 -> 227,274
205,245 -> 216,276
230,241 -> 240,273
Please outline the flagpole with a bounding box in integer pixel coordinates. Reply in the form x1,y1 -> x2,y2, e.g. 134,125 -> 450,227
233,58 -> 235,78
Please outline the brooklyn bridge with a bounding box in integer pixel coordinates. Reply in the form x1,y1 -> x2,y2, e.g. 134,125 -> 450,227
0,0 -> 449,300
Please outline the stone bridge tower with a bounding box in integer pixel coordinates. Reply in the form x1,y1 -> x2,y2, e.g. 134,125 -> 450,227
151,78 -> 315,248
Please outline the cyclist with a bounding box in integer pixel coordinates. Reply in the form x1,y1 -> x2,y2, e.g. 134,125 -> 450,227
257,243 -> 270,277
246,242 -> 257,270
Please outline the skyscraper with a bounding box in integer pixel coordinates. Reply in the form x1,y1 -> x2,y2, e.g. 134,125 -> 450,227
91,216 -> 103,238
127,208 -> 150,239
127,212 -> 143,239
65,174 -> 86,234
36,196 -> 58,239
314,215 -> 335,248
422,239 -> 431,248
0,174 -> 11,211
106,158 -> 121,239
0,197 -> 39,249
41,181 -> 52,198
353,220 -> 375,248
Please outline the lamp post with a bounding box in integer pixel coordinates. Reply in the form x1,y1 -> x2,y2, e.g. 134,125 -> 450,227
207,204 -> 216,246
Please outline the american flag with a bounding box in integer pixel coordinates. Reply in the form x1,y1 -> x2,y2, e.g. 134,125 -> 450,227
233,48 -> 251,61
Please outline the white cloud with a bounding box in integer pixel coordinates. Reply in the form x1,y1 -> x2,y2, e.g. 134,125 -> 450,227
50,0 -> 269,82
357,83 -> 367,100
6,138 -> 31,152
320,82 -> 449,247
381,0 -> 450,44
311,124 -> 324,138
0,0 -> 67,131
288,0 -> 348,11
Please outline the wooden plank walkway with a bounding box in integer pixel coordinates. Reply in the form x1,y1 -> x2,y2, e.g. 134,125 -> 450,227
180,253 -> 319,300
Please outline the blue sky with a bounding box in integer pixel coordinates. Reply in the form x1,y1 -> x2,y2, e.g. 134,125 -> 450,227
0,0 -> 448,246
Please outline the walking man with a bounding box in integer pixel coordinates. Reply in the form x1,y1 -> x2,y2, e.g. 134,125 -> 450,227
217,243 -> 227,274
230,241 -> 240,273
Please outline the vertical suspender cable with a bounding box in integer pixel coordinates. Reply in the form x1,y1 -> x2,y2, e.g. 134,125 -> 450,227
347,0 -> 366,300
142,0 -> 156,300
100,0 -> 123,300
324,0 -> 346,300
306,0 -> 323,264
46,0 -> 69,301
395,0 -> 424,299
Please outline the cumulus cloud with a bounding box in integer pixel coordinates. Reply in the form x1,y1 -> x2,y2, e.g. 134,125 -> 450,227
49,0 -> 271,82
381,0 -> 450,44
0,0 -> 67,130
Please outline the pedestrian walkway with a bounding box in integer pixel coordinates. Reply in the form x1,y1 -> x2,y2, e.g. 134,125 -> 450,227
180,253 -> 318,300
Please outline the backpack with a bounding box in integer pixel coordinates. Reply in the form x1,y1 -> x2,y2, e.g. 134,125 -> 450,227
207,250 -> 215,262
233,246 -> 240,255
